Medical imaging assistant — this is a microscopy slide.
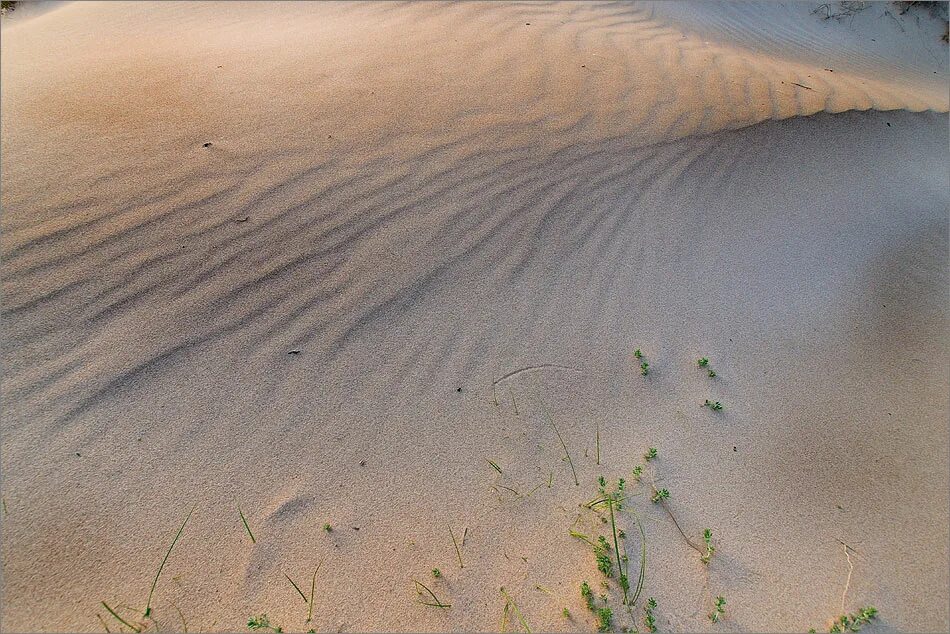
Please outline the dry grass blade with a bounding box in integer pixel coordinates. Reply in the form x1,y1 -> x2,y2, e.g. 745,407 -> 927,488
284,573 -> 308,603
449,526 -> 465,568
413,579 -> 451,608
101,602 -> 141,633
500,587 -> 531,633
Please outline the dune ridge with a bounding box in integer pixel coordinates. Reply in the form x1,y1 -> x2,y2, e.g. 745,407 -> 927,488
1,2 -> 948,633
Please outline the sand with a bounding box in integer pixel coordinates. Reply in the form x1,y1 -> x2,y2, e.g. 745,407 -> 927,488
1,2 -> 947,632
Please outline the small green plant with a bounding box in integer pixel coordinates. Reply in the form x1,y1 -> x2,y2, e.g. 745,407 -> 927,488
698,357 -> 709,367
632,465 -> 643,480
581,581 -> 595,610
640,362 -> 649,375
701,529 -> 715,564
644,448 -> 657,461
596,605 -> 613,632
708,370 -> 716,377
634,349 -> 642,359
562,607 -> 571,619
703,400 -> 723,411
651,488 -> 669,503
248,614 -> 282,632
644,597 -> 658,633
323,523 -> 332,532
432,568 -> 442,578
595,535 -> 613,577
709,596 -> 726,623
827,606 -> 878,633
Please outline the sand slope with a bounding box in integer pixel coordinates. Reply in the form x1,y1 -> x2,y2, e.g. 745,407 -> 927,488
1,2 -> 948,632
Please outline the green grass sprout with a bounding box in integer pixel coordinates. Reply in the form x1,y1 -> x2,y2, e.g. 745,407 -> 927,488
145,504 -> 196,617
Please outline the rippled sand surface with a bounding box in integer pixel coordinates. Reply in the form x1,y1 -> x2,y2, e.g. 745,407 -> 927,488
2,2 -> 947,632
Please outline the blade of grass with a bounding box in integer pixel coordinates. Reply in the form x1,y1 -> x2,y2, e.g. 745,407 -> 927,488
500,587 -> 531,633
607,498 -> 628,604
629,508 -> 647,607
96,613 -> 112,633
306,556 -> 326,623
284,573 -> 308,603
413,580 -> 451,608
449,526 -> 464,568
487,460 -> 503,474
102,602 -> 141,633
596,423 -> 601,465
538,395 -> 579,486
145,504 -> 197,617
238,505 -> 256,544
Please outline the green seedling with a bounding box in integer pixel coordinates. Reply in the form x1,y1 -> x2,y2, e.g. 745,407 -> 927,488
640,362 -> 649,375
698,357 -> 709,367
500,587 -> 531,633
432,568 -> 442,578
238,505 -> 256,544
644,447 -> 657,461
644,597 -> 658,633
634,349 -> 642,359
827,606 -> 878,633
323,523 -> 332,532
632,465 -> 643,481
596,605 -> 613,632
708,370 -> 716,377
145,504 -> 196,617
595,535 -> 613,577
248,614 -> 282,632
651,489 -> 670,503
581,581 -> 595,611
101,602 -> 142,633
703,400 -> 723,411
701,529 -> 715,564
413,579 -> 451,608
709,596 -> 726,623
562,607 -> 571,619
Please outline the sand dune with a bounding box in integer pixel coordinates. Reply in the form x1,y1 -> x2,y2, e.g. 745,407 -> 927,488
1,2 -> 947,633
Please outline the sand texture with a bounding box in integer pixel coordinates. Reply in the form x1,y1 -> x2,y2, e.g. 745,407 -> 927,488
1,2 -> 948,632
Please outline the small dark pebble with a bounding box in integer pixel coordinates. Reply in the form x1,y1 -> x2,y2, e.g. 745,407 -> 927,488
352,526 -> 360,531
733,446 -> 737,452
202,142 -> 213,148
457,387 -> 463,392
288,349 -> 301,355
525,22 -> 530,25
886,122 -> 891,127
359,460 -> 366,467
76,452 -> 81,457
235,216 -> 250,223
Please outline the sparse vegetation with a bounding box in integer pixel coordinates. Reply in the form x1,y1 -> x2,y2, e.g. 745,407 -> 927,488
323,523 -> 332,532
581,581 -> 596,610
644,597 -> 658,633
238,505 -> 256,544
248,613 -> 282,633
650,488 -> 669,503
703,399 -> 723,411
640,362 -> 649,376
432,568 -> 442,578
701,529 -> 715,564
697,357 -> 709,367
644,447 -> 657,461
825,606 -> 878,633
709,596 -> 726,623
101,602 -> 141,633
634,349 -> 642,359
596,604 -> 613,632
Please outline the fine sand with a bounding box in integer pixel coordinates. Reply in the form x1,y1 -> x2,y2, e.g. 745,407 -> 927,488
1,2 -> 948,632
